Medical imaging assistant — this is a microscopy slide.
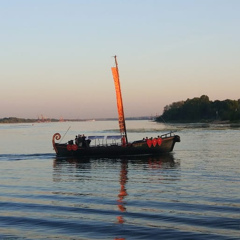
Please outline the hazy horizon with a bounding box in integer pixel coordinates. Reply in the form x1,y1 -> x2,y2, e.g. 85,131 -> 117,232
1,1 -> 239,119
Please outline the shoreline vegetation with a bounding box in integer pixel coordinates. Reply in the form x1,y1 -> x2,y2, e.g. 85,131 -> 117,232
155,95 -> 240,124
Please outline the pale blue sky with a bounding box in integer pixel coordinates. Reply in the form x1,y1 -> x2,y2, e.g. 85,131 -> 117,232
1,0 -> 239,119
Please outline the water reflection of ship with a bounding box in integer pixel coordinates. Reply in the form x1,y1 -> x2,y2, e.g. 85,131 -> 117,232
117,154 -> 178,169
114,154 -> 178,240
53,154 -> 179,239
53,154 -> 179,171
147,154 -> 177,169
116,160 -> 128,225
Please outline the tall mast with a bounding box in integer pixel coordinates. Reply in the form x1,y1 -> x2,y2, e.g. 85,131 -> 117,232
111,55 -> 128,145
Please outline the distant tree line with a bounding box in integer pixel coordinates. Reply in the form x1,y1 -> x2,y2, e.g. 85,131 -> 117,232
0,117 -> 36,123
0,117 -> 59,123
156,95 -> 240,123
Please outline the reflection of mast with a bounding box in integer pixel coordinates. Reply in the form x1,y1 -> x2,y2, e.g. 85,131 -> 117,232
111,55 -> 128,145
116,160 -> 128,225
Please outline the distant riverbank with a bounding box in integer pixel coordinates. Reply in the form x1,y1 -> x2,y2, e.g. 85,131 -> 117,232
0,116 -> 150,124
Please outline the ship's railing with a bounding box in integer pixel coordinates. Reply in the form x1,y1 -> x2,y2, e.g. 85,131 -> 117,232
160,131 -> 176,139
87,135 -> 122,146
106,135 -> 122,146
88,136 -> 105,146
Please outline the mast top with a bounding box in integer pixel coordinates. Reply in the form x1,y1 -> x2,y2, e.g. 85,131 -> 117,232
113,55 -> 118,68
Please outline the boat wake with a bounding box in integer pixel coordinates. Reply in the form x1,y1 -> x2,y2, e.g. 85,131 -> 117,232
0,153 -> 55,161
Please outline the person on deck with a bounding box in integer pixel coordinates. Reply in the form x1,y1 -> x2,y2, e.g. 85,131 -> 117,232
82,134 -> 86,147
75,136 -> 78,145
78,135 -> 82,147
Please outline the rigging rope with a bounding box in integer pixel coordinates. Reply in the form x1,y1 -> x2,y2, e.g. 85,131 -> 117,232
59,126 -> 71,143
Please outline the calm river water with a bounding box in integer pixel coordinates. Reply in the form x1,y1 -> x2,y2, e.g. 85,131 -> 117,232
0,120 -> 239,240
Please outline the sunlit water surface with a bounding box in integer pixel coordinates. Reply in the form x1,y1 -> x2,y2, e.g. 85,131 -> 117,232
0,120 -> 239,239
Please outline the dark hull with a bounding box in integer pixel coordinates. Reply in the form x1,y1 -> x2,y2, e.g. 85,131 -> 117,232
53,134 -> 180,158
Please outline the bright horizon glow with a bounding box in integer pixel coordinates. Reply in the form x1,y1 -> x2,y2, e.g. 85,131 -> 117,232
1,1 -> 240,119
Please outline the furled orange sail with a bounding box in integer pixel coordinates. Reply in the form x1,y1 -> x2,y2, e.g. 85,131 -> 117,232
111,56 -> 128,145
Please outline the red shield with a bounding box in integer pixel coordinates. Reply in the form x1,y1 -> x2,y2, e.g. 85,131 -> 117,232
152,138 -> 157,147
157,138 -> 162,146
147,139 -> 152,148
72,144 -> 78,151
